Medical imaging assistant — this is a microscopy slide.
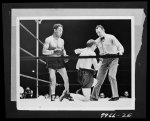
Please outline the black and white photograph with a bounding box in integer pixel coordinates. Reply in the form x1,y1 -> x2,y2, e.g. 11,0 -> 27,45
17,16 -> 134,111
3,2 -> 147,118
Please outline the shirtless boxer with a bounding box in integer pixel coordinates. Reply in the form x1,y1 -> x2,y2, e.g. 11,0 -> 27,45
42,23 -> 73,101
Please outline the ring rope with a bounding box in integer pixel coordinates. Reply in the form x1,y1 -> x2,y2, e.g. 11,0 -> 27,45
37,84 -> 81,86
20,22 -> 44,46
20,47 -> 46,64
20,74 -> 60,86
20,74 -> 81,86
20,74 -> 49,83
38,69 -> 129,76
20,54 -> 125,61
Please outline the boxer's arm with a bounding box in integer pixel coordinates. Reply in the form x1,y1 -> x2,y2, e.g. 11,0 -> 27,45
74,48 -> 85,54
42,38 -> 54,55
95,37 -> 99,45
61,39 -> 68,56
62,41 -> 67,56
76,60 -> 79,70
62,45 -> 69,63
63,49 -> 67,56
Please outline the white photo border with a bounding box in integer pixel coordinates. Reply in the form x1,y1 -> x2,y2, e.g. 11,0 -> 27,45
16,16 -> 135,111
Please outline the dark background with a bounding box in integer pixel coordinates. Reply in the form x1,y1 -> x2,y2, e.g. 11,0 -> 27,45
3,2 -> 147,118
20,19 -> 131,97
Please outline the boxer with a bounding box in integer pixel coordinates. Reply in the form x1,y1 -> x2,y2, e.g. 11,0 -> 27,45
75,39 -> 102,101
42,23 -> 73,101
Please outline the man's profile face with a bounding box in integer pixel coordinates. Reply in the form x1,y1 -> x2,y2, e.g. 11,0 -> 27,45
96,27 -> 104,37
54,26 -> 63,38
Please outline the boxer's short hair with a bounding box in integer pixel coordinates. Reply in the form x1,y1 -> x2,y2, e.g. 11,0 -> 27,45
53,24 -> 63,30
86,39 -> 96,47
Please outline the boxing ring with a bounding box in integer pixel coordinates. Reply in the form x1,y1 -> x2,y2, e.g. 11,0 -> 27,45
20,20 -> 49,98
16,17 -> 135,110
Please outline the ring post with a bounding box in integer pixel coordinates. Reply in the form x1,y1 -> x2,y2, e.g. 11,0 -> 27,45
35,19 -> 42,98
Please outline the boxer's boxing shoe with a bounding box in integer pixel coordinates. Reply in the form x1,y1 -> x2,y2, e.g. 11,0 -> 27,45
65,93 -> 74,101
59,90 -> 74,101
108,97 -> 119,101
51,94 -> 56,101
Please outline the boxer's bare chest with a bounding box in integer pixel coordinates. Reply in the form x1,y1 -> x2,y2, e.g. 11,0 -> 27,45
49,38 -> 63,49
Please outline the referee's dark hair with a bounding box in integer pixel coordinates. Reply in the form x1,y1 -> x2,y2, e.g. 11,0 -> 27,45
95,25 -> 105,32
